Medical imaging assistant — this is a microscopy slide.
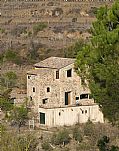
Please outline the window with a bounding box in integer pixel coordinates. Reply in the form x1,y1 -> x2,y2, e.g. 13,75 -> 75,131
40,112 -> 45,124
42,98 -> 48,104
30,96 -> 32,101
76,97 -> 79,106
80,94 -> 88,99
89,94 -> 93,99
28,75 -> 30,79
56,70 -> 59,79
85,110 -> 87,114
33,87 -> 35,92
82,110 -> 84,114
59,112 -> 61,116
47,87 -> 50,92
67,69 -> 72,77
76,97 -> 79,100
65,91 -> 71,105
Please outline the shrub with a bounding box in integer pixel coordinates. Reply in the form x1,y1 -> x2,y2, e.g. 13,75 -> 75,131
5,49 -> 17,62
83,120 -> 94,137
0,97 -> 13,111
33,23 -> 47,34
0,28 -> 5,33
4,49 -> 23,65
97,136 -> 119,151
4,71 -> 17,88
51,129 -> 70,146
73,126 -> 83,143
41,141 -> 52,151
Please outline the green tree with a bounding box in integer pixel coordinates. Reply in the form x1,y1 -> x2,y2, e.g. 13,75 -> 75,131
76,0 -> 119,124
97,136 -> 110,151
97,136 -> 119,151
3,49 -> 23,65
51,129 -> 70,146
0,97 -> 13,112
10,105 -> 28,132
4,49 -> 17,62
0,129 -> 38,151
64,39 -> 85,58
0,89 -> 13,112
4,71 -> 17,88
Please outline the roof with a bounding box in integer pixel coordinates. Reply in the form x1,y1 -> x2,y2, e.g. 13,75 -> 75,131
34,57 -> 75,69
27,68 -> 52,76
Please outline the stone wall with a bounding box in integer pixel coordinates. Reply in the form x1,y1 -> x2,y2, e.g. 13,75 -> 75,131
27,63 -> 94,112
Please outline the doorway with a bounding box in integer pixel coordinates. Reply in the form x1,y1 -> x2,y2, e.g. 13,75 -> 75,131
40,112 -> 45,124
65,91 -> 71,105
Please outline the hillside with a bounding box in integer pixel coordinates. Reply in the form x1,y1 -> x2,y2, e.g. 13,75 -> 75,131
0,0 -> 114,58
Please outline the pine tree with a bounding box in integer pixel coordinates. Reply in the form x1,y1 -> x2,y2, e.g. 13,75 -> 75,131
76,0 -> 119,124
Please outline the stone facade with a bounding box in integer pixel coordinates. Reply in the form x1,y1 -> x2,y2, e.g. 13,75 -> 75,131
27,57 -> 104,127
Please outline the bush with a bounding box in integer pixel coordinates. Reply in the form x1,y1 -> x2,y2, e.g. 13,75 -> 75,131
33,23 -> 47,34
41,141 -> 52,151
0,53 -> 4,63
5,49 -> 17,62
4,71 -> 17,88
51,129 -> 70,146
0,97 -> 13,111
83,120 -> 94,137
4,49 -> 23,65
1,131 -> 38,151
0,28 -> 5,33
73,126 -> 83,143
97,136 -> 119,151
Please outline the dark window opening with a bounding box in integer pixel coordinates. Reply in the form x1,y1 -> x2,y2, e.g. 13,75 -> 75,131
59,112 -> 61,116
65,91 -> 71,105
47,87 -> 50,92
28,75 -> 30,79
40,112 -> 45,124
80,94 -> 88,99
76,97 -> 79,100
85,110 -> 87,114
30,96 -> 32,101
82,110 -> 84,114
67,69 -> 72,77
42,98 -> 48,104
33,87 -> 35,92
56,70 -> 59,79
89,94 -> 93,99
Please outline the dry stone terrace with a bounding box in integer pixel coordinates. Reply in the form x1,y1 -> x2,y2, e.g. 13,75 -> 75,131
0,0 -> 114,51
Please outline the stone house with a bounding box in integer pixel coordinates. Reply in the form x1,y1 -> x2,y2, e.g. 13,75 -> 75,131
27,57 -> 103,127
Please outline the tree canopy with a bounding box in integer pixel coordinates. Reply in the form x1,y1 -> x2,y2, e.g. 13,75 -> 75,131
97,136 -> 119,151
76,0 -> 119,124
10,105 -> 28,131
